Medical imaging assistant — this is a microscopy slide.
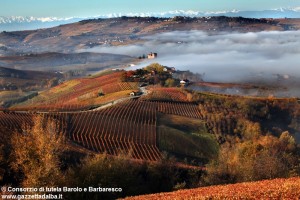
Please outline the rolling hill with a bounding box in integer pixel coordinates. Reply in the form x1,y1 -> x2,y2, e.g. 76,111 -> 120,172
1,68 -> 300,199
1,69 -> 299,162
0,16 -> 300,56
0,52 -> 134,72
0,66 -> 63,91
0,66 -> 63,107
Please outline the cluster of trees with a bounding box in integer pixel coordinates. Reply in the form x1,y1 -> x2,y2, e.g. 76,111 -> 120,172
1,92 -> 38,108
189,92 -> 300,185
191,92 -> 300,138
172,70 -> 203,82
63,70 -> 86,79
203,131 -> 300,185
122,63 -> 179,87
138,54 -> 146,59
67,153 -> 201,199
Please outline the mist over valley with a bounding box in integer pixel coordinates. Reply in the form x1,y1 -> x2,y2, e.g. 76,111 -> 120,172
82,30 -> 300,97
1,16 -> 300,97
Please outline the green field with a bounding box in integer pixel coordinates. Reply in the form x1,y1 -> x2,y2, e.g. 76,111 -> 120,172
157,114 -> 219,163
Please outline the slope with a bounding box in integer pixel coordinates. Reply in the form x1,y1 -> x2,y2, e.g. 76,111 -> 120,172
124,177 -> 300,200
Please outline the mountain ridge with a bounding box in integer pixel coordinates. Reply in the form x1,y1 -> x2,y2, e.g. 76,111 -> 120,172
1,8 -> 300,32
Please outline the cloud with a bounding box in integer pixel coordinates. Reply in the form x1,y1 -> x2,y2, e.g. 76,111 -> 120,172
80,30 -> 300,97
82,30 -> 300,79
293,7 -> 300,12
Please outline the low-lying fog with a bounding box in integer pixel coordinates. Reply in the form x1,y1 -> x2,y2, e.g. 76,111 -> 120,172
80,30 -> 300,97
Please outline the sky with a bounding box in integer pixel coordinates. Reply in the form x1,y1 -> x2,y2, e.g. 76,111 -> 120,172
1,0 -> 300,18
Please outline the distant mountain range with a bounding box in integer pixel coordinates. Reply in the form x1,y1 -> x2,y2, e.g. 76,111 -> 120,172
0,16 -> 83,32
1,8 -> 300,32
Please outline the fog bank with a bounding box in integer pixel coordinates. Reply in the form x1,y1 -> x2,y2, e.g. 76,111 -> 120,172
80,30 -> 300,96
82,31 -> 299,80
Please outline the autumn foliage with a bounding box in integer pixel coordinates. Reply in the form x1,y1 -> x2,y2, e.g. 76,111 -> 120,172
124,177 -> 300,200
10,116 -> 65,188
203,132 -> 298,185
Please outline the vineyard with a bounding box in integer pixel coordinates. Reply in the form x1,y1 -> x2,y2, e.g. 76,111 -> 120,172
1,87 -> 299,163
2,16 -> 300,199
141,87 -> 189,102
67,99 -> 160,161
0,96 -> 213,162
0,100 -> 159,161
124,177 -> 300,200
155,101 -> 202,119
101,82 -> 139,94
64,99 -> 214,161
12,71 -> 138,111
0,111 -> 33,131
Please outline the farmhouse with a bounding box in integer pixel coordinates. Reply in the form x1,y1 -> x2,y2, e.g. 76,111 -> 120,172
130,91 -> 138,96
130,91 -> 142,96
180,80 -> 186,84
147,52 -> 157,59
180,79 -> 190,86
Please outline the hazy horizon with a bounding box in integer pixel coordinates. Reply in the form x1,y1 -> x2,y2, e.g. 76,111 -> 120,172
1,0 -> 300,32
2,0 -> 300,18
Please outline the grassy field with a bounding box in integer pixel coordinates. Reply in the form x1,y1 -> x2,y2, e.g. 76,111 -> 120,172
158,114 -> 218,163
158,114 -> 206,133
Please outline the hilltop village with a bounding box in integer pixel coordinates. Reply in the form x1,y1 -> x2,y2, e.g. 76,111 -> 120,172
121,62 -> 202,88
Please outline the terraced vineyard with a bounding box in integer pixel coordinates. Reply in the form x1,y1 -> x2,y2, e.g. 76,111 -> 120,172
141,87 -> 189,102
2,88 -> 299,164
0,111 -> 33,131
0,97 -> 210,161
155,101 -> 202,119
101,82 -> 139,94
12,71 -> 138,111
68,99 -> 160,161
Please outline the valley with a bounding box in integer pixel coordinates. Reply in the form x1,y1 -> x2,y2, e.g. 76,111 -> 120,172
1,17 -> 300,56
